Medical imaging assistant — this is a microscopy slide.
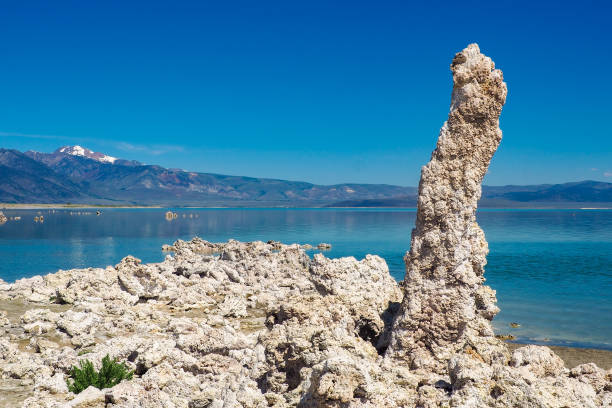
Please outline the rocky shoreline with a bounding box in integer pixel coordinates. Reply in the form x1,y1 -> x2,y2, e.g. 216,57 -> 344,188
1,44 -> 611,407
0,237 -> 610,407
505,343 -> 612,371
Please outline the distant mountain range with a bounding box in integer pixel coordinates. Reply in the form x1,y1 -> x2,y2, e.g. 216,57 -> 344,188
0,146 -> 413,206
0,145 -> 610,208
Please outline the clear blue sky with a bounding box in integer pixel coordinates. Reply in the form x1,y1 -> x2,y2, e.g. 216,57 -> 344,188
1,0 -> 610,186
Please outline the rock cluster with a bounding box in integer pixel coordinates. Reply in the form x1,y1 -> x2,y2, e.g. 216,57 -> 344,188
1,237 -> 610,407
0,238 -> 405,407
0,45 -> 610,407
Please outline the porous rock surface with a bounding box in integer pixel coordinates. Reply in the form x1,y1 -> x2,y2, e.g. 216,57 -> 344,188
0,239 -> 405,407
0,45 -> 610,407
385,43 -> 508,372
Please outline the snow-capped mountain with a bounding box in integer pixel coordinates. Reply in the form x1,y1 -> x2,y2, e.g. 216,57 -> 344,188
56,145 -> 117,163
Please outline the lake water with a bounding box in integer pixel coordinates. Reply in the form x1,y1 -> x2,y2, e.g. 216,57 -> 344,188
0,208 -> 610,350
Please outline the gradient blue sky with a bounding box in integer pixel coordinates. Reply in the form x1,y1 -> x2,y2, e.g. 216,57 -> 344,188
1,0 -> 610,186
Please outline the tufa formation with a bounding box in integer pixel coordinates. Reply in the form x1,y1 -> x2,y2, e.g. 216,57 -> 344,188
385,43 -> 508,372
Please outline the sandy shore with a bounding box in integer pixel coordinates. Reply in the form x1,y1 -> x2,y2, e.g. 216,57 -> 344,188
508,342 -> 612,370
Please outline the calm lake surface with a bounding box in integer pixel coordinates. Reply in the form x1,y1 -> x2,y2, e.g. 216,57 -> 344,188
0,208 -> 610,350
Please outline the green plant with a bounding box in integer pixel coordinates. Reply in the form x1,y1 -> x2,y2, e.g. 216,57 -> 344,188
66,354 -> 134,394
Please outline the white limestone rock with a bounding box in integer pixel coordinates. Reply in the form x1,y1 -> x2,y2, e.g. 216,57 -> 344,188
385,43 -> 509,373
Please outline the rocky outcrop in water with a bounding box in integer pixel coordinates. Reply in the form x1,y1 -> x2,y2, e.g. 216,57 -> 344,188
0,45 -> 611,407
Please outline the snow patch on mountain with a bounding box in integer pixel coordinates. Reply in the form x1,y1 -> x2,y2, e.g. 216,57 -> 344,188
56,145 -> 117,163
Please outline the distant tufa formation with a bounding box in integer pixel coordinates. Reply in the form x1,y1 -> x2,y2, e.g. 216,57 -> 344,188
385,43 -> 508,372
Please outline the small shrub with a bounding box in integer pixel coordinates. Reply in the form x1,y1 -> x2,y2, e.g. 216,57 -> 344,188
67,354 -> 134,394
67,359 -> 97,394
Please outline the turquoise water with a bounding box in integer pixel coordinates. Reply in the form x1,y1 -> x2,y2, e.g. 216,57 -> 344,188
0,208 -> 610,350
